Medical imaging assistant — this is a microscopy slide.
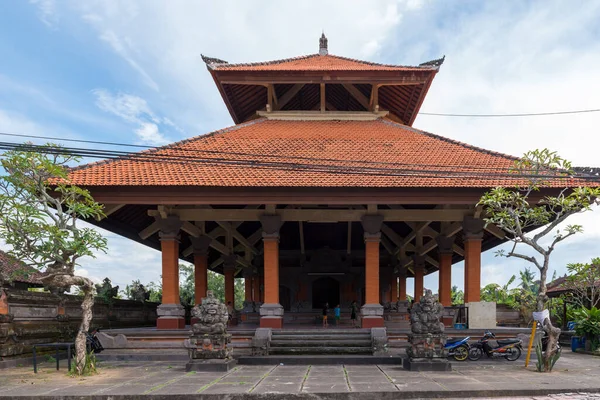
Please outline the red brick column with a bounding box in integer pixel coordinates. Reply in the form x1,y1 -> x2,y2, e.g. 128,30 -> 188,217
463,216 -> 484,303
360,215 -> 384,328
259,215 -> 284,328
0,290 -> 9,315
436,235 -> 454,307
190,235 -> 211,305
413,255 -> 425,302
156,216 -> 185,329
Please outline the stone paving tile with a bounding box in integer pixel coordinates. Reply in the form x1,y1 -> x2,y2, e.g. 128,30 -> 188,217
252,382 -> 304,394
301,383 -> 351,393
99,384 -> 149,395
201,383 -> 254,394
349,383 -> 398,392
150,384 -> 216,395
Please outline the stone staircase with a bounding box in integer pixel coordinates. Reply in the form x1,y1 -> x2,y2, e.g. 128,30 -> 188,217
268,329 -> 373,355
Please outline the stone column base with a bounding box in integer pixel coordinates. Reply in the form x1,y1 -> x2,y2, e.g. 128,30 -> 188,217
157,316 -> 185,329
361,303 -> 384,328
157,303 -> 186,330
260,316 -> 283,329
259,303 -> 284,329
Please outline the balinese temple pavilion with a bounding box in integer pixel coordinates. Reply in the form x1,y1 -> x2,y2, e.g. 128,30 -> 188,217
66,35 -> 579,329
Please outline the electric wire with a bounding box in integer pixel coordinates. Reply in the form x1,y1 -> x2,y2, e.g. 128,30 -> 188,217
420,109 -> 600,117
0,131 -> 583,175
1,140 -> 596,182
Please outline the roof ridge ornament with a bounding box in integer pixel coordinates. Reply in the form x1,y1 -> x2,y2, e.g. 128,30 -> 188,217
419,55 -> 445,69
201,54 -> 229,66
319,33 -> 328,56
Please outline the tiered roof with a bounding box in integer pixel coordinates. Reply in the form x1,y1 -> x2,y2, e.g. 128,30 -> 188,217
67,118 -> 587,189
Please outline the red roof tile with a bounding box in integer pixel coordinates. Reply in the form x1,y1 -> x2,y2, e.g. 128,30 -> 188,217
67,118 -> 594,189
207,54 -> 433,72
0,250 -> 42,285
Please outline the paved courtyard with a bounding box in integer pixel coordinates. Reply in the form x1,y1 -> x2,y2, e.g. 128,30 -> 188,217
0,352 -> 598,398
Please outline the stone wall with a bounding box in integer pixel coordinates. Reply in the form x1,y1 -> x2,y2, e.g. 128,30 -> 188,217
0,288 -> 159,357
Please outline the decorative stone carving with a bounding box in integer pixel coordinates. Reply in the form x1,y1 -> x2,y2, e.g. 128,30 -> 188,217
157,215 -> 183,241
188,291 -> 232,360
463,216 -> 485,240
407,289 -> 448,359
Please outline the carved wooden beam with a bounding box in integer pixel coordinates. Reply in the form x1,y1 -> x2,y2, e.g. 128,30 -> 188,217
216,221 -> 258,254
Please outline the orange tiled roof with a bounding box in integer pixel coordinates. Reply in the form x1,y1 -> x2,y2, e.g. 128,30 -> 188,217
206,54 -> 434,72
0,250 -> 42,285
67,118 -> 591,188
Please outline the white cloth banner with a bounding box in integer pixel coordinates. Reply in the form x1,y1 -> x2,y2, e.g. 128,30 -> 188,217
532,309 -> 550,322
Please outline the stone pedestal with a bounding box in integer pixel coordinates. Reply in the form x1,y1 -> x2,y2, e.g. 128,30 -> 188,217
189,333 -> 232,359
403,357 -> 451,371
361,303 -> 384,328
407,333 -> 448,359
156,303 -> 185,329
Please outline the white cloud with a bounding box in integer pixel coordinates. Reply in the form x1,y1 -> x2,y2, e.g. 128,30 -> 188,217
135,122 -> 168,146
92,89 -> 171,145
98,30 -> 159,91
30,0 -> 58,28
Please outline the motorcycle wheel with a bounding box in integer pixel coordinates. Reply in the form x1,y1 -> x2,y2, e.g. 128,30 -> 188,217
505,347 -> 521,361
453,344 -> 469,361
468,347 -> 483,361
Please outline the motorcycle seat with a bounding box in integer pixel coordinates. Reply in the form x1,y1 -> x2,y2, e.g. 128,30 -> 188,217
497,339 -> 521,345
446,337 -> 464,344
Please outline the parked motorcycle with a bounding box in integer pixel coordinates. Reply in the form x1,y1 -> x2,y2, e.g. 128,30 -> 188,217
468,331 -> 522,361
445,336 -> 470,361
86,327 -> 104,354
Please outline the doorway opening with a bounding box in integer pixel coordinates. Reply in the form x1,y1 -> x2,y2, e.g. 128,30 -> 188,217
312,277 -> 340,309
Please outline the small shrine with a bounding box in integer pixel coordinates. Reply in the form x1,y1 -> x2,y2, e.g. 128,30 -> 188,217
404,289 -> 450,371
186,291 -> 236,371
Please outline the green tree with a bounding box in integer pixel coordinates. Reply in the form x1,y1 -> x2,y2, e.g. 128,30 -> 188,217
565,258 -> 600,309
0,144 -> 107,375
480,275 -> 517,306
179,264 -> 245,309
478,148 -> 600,372
451,285 -> 464,306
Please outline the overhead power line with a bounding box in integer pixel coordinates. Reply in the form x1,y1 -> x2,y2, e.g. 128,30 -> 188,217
1,141 -> 596,182
420,108 -> 600,117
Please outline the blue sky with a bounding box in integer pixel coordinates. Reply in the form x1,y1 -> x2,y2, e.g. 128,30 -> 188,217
1,0 -> 599,295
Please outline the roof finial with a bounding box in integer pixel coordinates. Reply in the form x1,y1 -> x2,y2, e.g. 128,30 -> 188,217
319,32 -> 328,56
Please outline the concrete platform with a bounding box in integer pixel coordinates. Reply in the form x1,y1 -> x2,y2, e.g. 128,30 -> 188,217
0,351 -> 599,398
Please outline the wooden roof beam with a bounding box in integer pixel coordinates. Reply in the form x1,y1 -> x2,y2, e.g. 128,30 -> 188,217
274,84 -> 304,110
149,208 -> 471,222
342,84 -> 369,110
103,204 -> 125,216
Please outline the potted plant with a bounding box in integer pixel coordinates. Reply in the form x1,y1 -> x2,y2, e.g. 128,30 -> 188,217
573,307 -> 600,352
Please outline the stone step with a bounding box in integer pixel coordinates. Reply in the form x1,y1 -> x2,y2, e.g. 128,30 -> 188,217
271,329 -> 370,335
271,334 -> 370,341
270,339 -> 372,347
238,355 -> 402,365
269,347 -> 372,355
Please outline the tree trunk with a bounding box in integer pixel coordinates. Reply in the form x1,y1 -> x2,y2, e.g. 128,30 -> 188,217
43,273 -> 96,375
538,258 -> 561,372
